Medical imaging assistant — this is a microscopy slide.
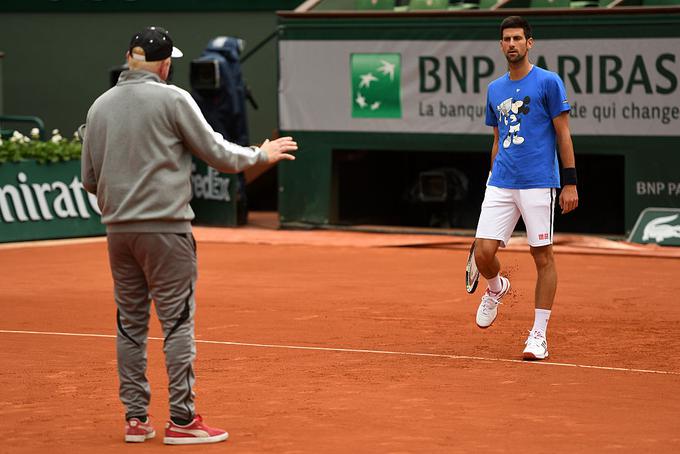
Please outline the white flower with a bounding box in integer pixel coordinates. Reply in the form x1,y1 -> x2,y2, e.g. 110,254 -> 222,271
0,138 -> 3,146
52,129 -> 60,136
12,130 -> 23,140
51,134 -> 63,144
30,128 -> 40,138
22,136 -> 31,143
73,130 -> 80,140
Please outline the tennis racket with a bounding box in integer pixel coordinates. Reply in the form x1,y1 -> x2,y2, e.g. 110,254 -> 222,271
465,240 -> 480,294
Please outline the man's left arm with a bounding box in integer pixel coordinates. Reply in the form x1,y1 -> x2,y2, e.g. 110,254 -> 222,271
553,112 -> 579,214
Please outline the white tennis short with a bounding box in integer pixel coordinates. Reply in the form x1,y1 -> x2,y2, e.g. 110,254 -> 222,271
475,185 -> 557,248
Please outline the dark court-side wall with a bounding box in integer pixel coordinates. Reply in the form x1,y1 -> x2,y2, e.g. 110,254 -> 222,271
0,1 -> 299,142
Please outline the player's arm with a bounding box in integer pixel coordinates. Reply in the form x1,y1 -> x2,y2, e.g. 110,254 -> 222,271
490,126 -> 500,171
553,112 -> 578,214
483,86 -> 499,178
483,126 -> 500,185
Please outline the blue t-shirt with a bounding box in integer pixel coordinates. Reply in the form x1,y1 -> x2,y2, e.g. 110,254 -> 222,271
485,66 -> 570,189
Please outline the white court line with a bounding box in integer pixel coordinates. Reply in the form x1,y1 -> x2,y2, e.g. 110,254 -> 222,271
0,236 -> 105,250
1,329 -> 678,376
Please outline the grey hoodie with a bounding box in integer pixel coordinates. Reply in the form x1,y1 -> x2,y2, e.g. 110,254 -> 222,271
81,70 -> 268,233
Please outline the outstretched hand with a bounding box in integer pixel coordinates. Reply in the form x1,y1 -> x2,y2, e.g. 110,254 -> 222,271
259,137 -> 297,164
559,185 -> 578,214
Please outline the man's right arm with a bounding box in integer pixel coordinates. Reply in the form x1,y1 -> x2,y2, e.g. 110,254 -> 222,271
483,88 -> 499,175
490,127 -> 500,172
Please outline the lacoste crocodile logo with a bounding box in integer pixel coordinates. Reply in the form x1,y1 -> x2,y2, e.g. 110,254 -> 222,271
642,214 -> 680,242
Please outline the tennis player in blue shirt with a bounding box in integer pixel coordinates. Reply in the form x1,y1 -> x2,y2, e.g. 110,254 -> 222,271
474,16 -> 579,360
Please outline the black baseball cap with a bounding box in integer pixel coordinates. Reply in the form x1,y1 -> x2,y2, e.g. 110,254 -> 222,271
129,26 -> 183,62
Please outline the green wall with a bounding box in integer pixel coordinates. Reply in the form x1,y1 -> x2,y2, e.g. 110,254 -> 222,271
0,160 -> 105,242
0,10 -> 285,144
0,0 -> 301,12
0,53 -> 4,115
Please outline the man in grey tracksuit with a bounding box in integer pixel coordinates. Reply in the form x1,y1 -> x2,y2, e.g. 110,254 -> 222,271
80,26 -> 297,445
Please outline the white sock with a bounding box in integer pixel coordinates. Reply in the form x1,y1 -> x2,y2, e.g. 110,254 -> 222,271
487,274 -> 502,293
532,309 -> 551,334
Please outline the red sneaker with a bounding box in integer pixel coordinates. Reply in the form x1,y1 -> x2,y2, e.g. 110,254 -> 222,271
163,415 -> 229,445
125,417 -> 155,443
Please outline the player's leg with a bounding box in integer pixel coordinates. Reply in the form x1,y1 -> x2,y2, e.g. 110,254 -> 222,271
474,186 -> 520,328
107,233 -> 155,441
531,245 -> 557,311
475,185 -> 520,274
518,188 -> 557,359
474,238 -> 501,280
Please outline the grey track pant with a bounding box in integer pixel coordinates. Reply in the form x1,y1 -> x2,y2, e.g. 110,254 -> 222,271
107,232 -> 197,421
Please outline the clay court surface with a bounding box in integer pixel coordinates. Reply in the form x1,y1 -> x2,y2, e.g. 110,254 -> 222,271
1,220 -> 679,453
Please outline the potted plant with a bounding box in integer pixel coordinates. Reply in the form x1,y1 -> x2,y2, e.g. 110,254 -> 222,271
0,128 -> 104,243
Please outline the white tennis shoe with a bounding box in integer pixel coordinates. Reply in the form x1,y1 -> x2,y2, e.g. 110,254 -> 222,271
523,329 -> 549,360
475,276 -> 510,328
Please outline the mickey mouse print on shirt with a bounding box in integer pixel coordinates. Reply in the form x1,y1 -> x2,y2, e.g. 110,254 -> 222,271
497,96 -> 531,149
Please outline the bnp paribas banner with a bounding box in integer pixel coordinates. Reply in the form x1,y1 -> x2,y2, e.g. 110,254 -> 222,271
279,39 -> 680,136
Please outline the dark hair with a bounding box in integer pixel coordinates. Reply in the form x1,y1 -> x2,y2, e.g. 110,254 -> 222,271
500,16 -> 532,40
